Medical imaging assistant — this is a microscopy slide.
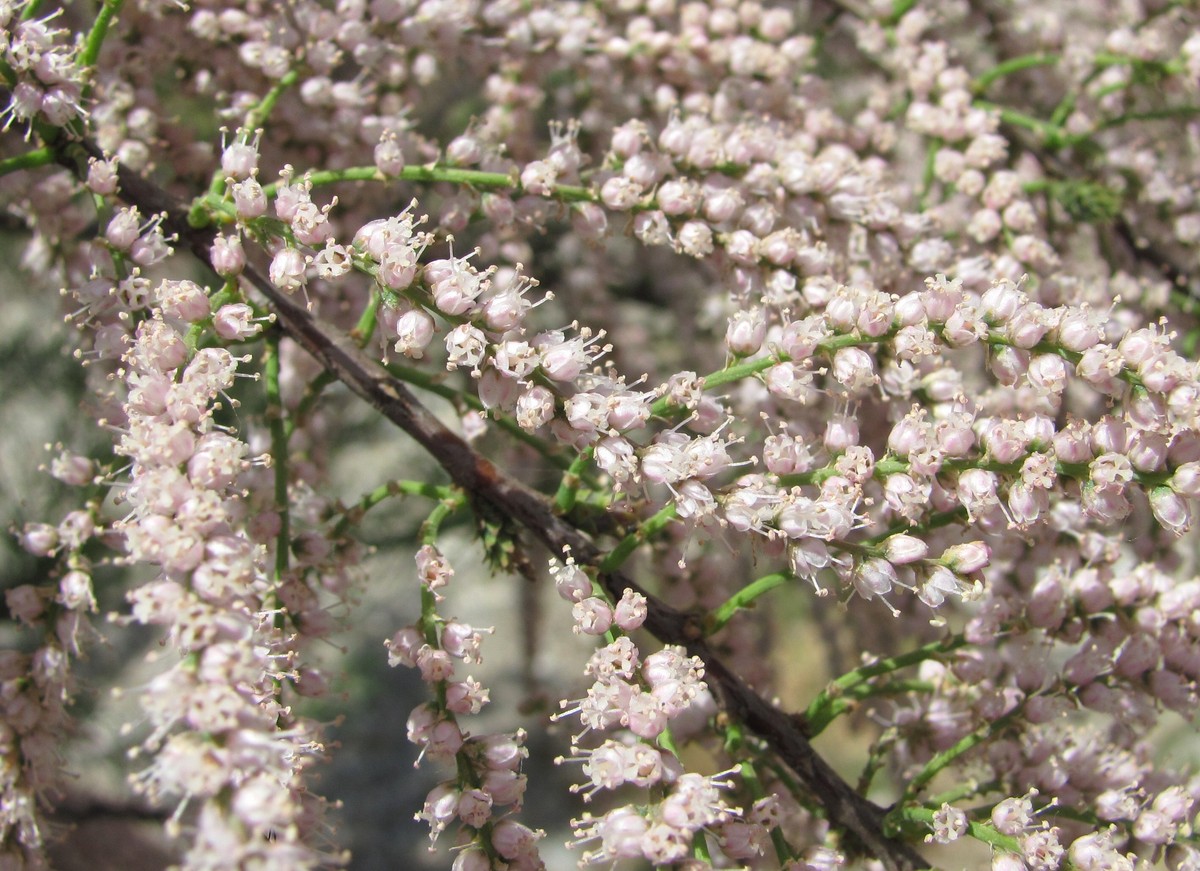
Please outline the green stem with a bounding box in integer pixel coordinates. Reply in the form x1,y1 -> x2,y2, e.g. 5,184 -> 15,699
1094,104 -> 1200,132
201,72 -> 302,207
286,288 -> 382,439
649,331 -> 907,419
1183,326 -> 1200,359
972,53 -> 1060,94
884,0 -> 916,26
894,806 -> 1020,854
706,572 -> 791,635
263,334 -> 291,717
738,757 -> 795,864
350,287 -> 381,347
894,708 -> 1021,808
420,493 -> 464,547
918,136 -> 941,210
415,493 -> 467,632
261,164 -> 594,203
857,732 -> 894,793
804,637 -> 964,731
1049,89 -> 1077,128
649,357 -> 776,418
804,679 -> 936,737
929,779 -> 1001,810
655,724 -> 680,758
974,101 -> 1067,148
333,479 -> 453,538
554,448 -> 593,514
245,69 -> 299,132
184,278 -> 240,352
645,322 -> 1146,492
784,429 -> 1168,497
863,506 -> 968,545
0,146 -> 54,177
80,0 -> 124,73
599,503 -> 677,574
264,334 -> 290,582
982,328 -> 1145,390
285,371 -> 337,440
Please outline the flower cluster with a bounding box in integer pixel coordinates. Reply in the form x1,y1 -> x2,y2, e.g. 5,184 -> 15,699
113,298 -> 341,867
387,544 -> 544,870
548,553 -> 767,865
1,3 -> 86,134
5,463 -> 98,866
880,555 -> 1200,867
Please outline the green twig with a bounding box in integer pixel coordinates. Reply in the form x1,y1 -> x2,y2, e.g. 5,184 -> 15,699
80,0 -> 124,73
553,448 -> 593,514
264,334 -> 290,581
286,288 -> 383,438
332,479 -> 453,538
857,731 -> 895,793
260,163 -> 594,204
884,0 -> 916,26
1094,104 -> 1200,133
740,758 -> 795,864
894,805 -> 1020,854
262,334 -> 291,716
285,371 -> 337,440
918,137 -> 941,211
420,493 -> 464,547
598,503 -> 677,574
20,0 -> 49,19
202,71 -> 301,205
184,278 -> 240,352
0,146 -> 54,177
418,493 -> 465,627
245,69 -> 299,133
862,507 -> 967,546
804,679 -> 936,737
803,637 -> 965,732
893,709 -> 1021,808
974,101 -> 1067,149
350,287 -> 381,347
721,720 -> 795,864
927,779 -> 999,809
706,572 -> 791,635
648,357 -> 771,418
972,53 -> 1060,94
649,330 -> 912,419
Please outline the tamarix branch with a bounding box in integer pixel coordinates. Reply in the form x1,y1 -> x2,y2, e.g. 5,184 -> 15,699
2,1 -> 1200,869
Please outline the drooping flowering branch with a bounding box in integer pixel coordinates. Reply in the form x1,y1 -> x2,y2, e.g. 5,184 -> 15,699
13,104 -> 930,867
6,1 -> 1200,869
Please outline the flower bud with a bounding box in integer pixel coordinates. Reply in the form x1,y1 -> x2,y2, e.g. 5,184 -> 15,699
940,541 -> 991,574
883,534 -> 928,564
725,309 -> 767,356
1170,462 -> 1200,497
1151,487 -> 1192,536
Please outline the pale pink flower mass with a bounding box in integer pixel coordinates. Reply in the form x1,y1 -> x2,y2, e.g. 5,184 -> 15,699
6,0 -> 1200,868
